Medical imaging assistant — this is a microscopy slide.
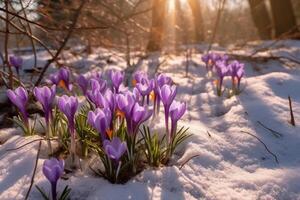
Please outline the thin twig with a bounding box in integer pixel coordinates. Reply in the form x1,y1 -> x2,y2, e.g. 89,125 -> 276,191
257,121 -> 283,138
0,15 -> 56,59
6,138 -> 57,152
179,154 -> 201,170
207,131 -> 212,137
0,68 -> 26,87
288,96 -> 296,126
24,141 -> 42,200
241,130 -> 279,164
4,0 -> 14,88
154,58 -> 167,74
19,0 -> 37,70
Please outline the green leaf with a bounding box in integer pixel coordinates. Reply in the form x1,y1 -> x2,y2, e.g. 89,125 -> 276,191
35,185 -> 50,200
58,185 -> 72,200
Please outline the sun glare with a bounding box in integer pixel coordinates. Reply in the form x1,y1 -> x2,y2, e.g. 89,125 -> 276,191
167,0 -> 175,13
167,0 -> 188,13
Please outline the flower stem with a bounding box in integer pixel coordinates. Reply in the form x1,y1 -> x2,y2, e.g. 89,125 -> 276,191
51,182 -> 57,200
70,135 -> 76,169
47,122 -> 53,155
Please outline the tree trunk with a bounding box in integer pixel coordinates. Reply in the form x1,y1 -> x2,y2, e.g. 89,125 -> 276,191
270,0 -> 298,37
175,0 -> 183,50
187,0 -> 205,42
248,0 -> 272,40
146,0 -> 167,52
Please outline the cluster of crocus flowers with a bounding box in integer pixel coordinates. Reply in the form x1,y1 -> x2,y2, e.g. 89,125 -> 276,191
202,52 -> 245,96
83,69 -> 186,171
7,68 -> 188,183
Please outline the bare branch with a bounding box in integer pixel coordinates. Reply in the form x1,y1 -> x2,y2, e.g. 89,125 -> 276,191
241,130 -> 279,164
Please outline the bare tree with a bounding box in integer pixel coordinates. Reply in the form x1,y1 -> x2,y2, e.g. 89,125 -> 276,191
248,0 -> 272,39
187,0 -> 204,42
147,0 -> 167,52
270,0 -> 298,37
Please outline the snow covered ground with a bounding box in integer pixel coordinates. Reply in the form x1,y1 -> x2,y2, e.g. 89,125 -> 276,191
1,40 -> 300,199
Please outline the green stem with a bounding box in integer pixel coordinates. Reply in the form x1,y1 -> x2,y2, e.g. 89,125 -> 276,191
47,122 -> 53,155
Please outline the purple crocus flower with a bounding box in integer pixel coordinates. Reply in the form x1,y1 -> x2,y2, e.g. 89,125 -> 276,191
87,108 -> 112,140
9,55 -> 23,74
7,87 -> 28,125
49,73 -> 60,85
236,64 -> 245,89
133,71 -> 148,85
169,101 -> 186,140
116,92 -> 152,135
130,102 -> 152,135
136,78 -> 154,105
202,53 -> 217,71
229,61 -> 240,78
201,54 -> 211,71
103,137 -> 127,161
116,92 -> 136,119
50,68 -> 72,91
104,89 -> 116,113
57,95 -> 78,135
90,78 -> 107,93
110,70 -> 124,93
215,61 -> 229,96
88,88 -> 115,114
132,87 -> 141,102
59,68 -> 72,91
42,158 -> 64,200
153,74 -> 173,116
159,84 -> 177,134
57,95 -> 78,167
33,85 -> 56,125
215,61 -> 229,79
136,79 -> 154,96
155,74 -> 172,88
77,75 -> 89,95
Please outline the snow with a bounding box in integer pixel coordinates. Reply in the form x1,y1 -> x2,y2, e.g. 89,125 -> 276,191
1,40 -> 300,199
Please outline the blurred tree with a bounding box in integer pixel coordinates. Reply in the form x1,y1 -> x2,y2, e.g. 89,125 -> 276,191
248,0 -> 272,39
187,0 -> 204,42
270,0 -> 298,37
147,0 -> 167,52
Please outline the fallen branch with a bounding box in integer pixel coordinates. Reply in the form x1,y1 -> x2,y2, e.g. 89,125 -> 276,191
288,96 -> 296,126
24,141 -> 42,200
241,130 -> 279,164
257,121 -> 283,138
179,154 -> 201,170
